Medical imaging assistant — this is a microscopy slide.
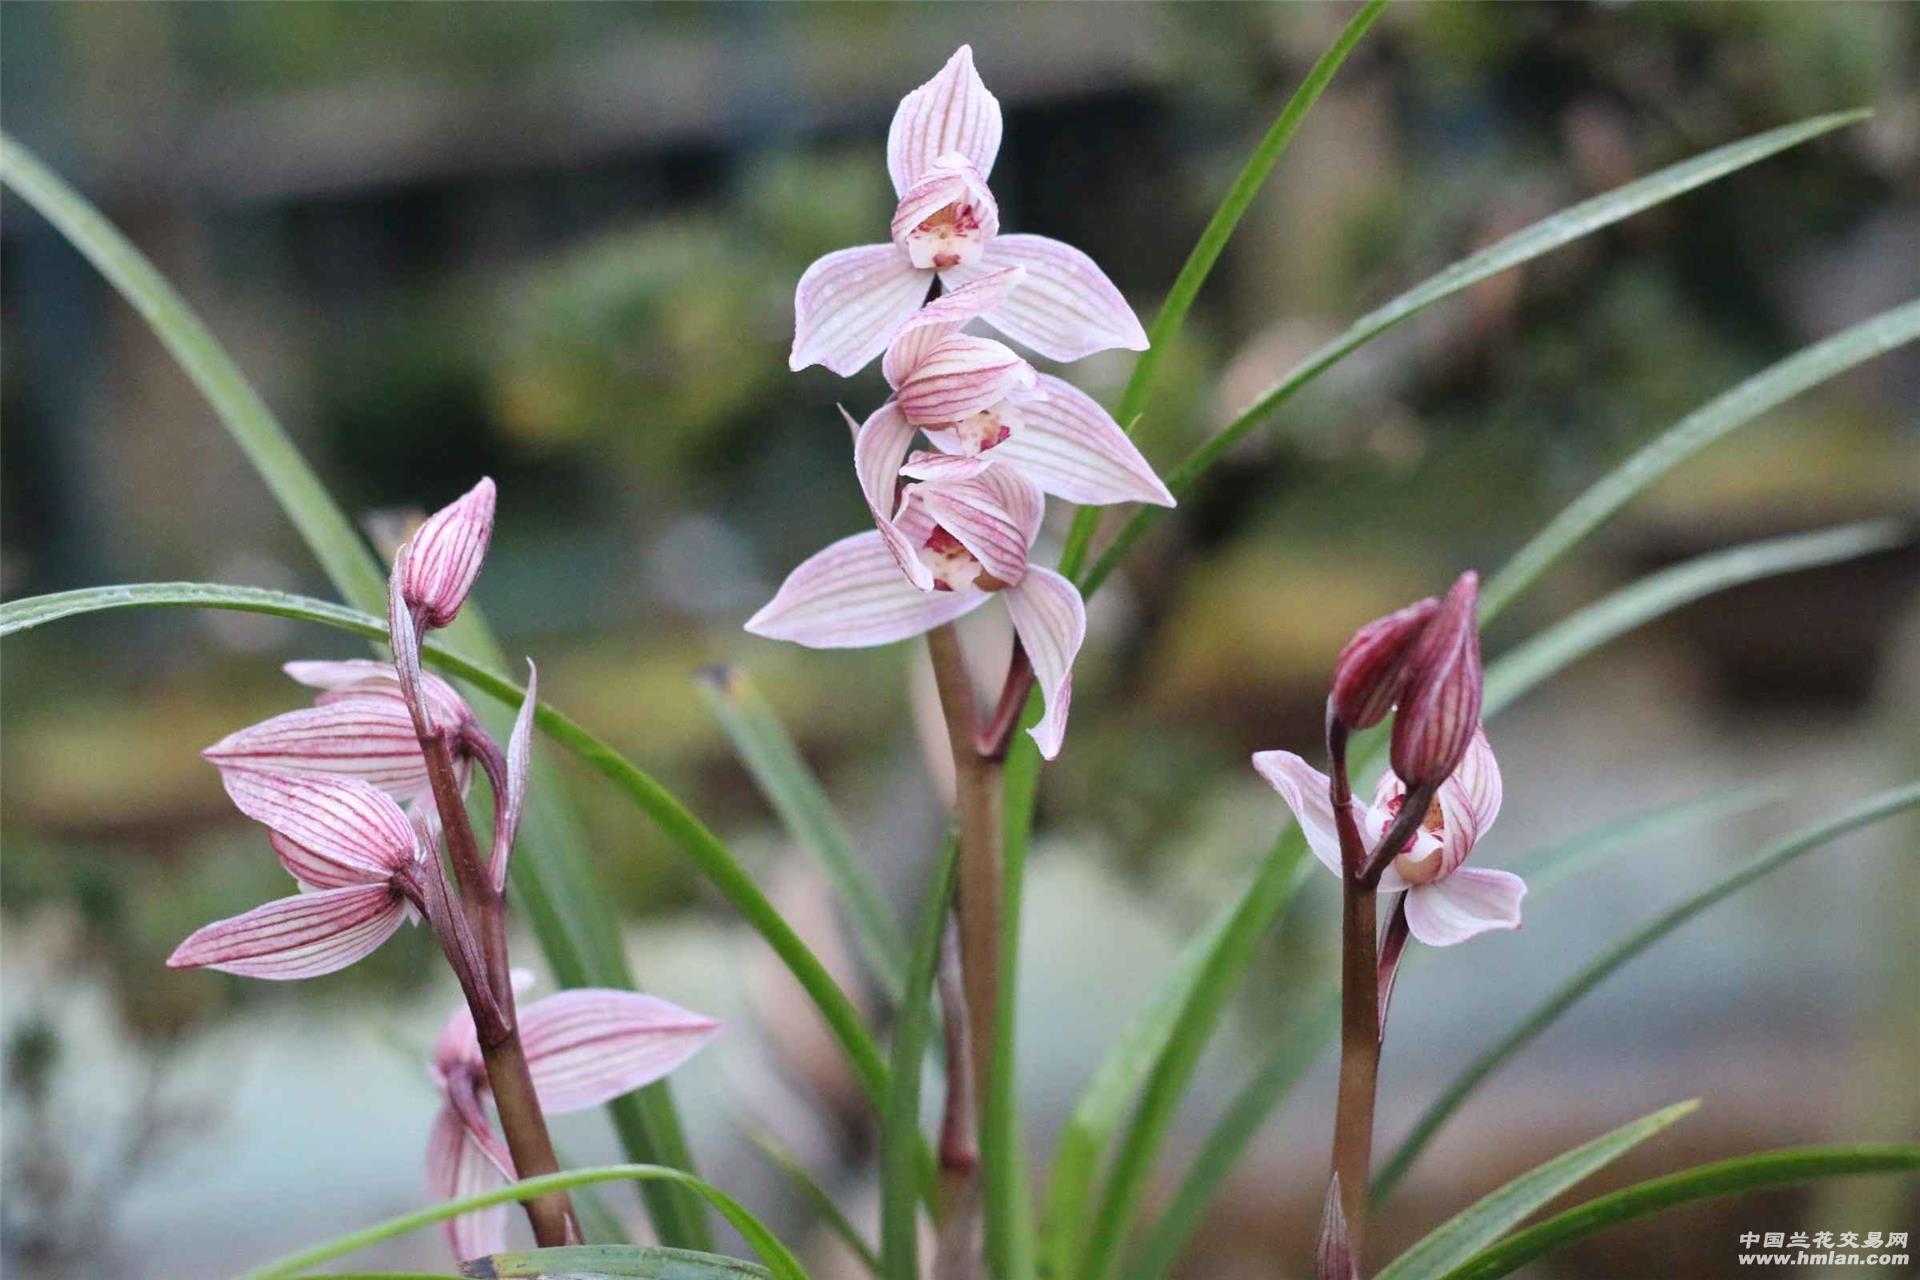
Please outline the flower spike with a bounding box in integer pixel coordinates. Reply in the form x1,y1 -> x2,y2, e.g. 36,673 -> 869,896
401,478 -> 495,629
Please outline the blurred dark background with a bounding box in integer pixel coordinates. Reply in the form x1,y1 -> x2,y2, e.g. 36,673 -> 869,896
3,4 -> 1917,1277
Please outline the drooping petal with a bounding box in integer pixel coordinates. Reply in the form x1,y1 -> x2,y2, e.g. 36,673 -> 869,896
790,244 -> 931,376
1251,751 -> 1349,877
270,832 -> 371,892
1002,566 -> 1085,759
849,402 -> 934,590
491,661 -> 537,892
887,45 -> 1003,194
426,1106 -> 513,1264
994,374 -> 1175,507
1403,867 -> 1526,947
403,479 -> 496,629
947,234 -> 1149,361
747,531 -> 989,648
882,265 -> 1025,388
219,771 -> 420,881
520,989 -> 720,1115
203,699 -> 433,797
284,660 -> 476,734
913,475 -> 1032,586
166,884 -> 407,979
894,334 -> 1036,426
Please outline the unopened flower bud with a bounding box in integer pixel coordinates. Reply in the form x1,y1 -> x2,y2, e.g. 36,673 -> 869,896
1389,571 -> 1483,790
1329,596 -> 1440,730
401,478 -> 495,629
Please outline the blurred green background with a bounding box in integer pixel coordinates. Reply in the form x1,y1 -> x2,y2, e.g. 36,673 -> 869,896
3,3 -> 1917,1277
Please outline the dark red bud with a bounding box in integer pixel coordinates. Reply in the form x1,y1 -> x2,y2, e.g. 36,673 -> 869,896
1389,571 -> 1483,790
1329,596 -> 1440,730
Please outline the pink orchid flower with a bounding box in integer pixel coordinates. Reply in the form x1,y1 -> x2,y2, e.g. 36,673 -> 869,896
167,772 -> 427,978
427,978 -> 719,1261
865,268 -> 1174,508
1252,729 -> 1525,946
202,659 -> 476,807
746,447 -> 1085,758
790,45 -> 1149,376
402,477 -> 496,629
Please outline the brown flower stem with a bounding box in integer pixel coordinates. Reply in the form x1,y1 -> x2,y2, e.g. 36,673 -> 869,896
926,623 -> 1003,1123
1327,717 -> 1380,1264
480,1028 -> 580,1247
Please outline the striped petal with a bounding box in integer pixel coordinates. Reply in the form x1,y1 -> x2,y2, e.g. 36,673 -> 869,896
426,1106 -> 512,1264
284,659 -> 475,733
912,475 -> 1032,587
901,450 -> 996,485
219,771 -> 420,881
947,234 -> 1149,362
746,530 -> 988,649
203,699 -> 433,798
887,45 -> 1003,194
895,334 -> 1035,426
1002,567 -> 1086,759
882,265 -> 1025,389
521,989 -> 720,1115
997,374 -> 1175,507
1251,751 -> 1357,879
1404,867 -> 1526,947
790,243 -> 931,376
851,402 -> 934,590
166,884 -> 406,979
402,478 -> 495,629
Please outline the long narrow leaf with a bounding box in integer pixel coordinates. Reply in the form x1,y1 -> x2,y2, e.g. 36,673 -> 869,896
1438,1145 -> 1920,1280
1076,845 -> 1317,1280
239,1165 -> 808,1280
1121,782 -> 1786,1280
746,1131 -> 880,1276
698,667 -> 907,998
1056,0 -> 1390,579
882,838 -> 960,1280
474,1244 -> 772,1279
0,583 -> 893,1111
1481,298 -> 1920,618
1372,780 -> 1920,1201
1372,1101 -> 1699,1280
1041,907 -> 1236,1280
1482,520 -> 1909,716
0,132 -> 715,1243
1076,109 -> 1870,597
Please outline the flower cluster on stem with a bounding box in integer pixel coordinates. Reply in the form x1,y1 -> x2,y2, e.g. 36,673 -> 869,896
169,479 -> 716,1263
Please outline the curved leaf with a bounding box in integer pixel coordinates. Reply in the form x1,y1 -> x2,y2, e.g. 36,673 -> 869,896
1438,1145 -> 1920,1280
0,131 -> 713,1243
882,838 -> 960,1280
1055,0 -> 1390,579
1076,846 -> 1317,1280
239,1165 -> 807,1280
1480,298 -> 1920,618
1373,780 -> 1920,1201
1482,520 -> 1909,716
470,1244 -> 771,1279
699,668 -> 907,998
1075,109 -> 1871,597
1372,1101 -> 1699,1280
745,1131 -> 880,1276
0,584 -> 892,1112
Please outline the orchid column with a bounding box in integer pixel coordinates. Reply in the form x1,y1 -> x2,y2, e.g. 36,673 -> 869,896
757,45 -> 1171,1156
